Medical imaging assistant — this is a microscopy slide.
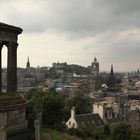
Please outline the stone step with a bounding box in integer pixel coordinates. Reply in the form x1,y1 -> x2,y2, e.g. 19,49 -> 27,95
0,95 -> 27,111
0,102 -> 27,111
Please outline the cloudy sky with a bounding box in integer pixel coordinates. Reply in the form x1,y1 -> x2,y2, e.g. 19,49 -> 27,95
0,0 -> 140,71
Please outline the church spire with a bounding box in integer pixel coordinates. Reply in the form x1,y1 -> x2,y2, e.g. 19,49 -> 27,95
111,64 -> 114,76
108,64 -> 116,88
26,56 -> 30,68
137,68 -> 140,74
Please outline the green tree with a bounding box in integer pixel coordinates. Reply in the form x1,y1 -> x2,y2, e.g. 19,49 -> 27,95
94,125 -> 104,140
111,121 -> 132,140
26,89 -> 66,129
68,96 -> 91,114
43,93 -> 65,128
131,130 -> 140,140
104,124 -> 110,137
26,89 -> 47,128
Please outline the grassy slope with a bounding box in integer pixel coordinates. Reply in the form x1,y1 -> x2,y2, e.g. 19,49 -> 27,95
41,129 -> 82,140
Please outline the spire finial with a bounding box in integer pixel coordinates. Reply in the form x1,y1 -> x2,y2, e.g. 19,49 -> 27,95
28,56 -> 30,62
111,64 -> 114,76
26,56 -> 30,68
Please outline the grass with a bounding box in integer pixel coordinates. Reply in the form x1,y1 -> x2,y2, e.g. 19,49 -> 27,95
42,128 -> 82,140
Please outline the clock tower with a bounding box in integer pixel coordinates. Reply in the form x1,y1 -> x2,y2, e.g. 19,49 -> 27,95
91,57 -> 99,77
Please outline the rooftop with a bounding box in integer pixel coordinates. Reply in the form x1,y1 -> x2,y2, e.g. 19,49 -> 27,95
0,22 -> 23,34
75,113 -> 103,127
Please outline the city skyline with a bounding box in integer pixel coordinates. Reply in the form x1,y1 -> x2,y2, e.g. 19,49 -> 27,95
0,0 -> 140,71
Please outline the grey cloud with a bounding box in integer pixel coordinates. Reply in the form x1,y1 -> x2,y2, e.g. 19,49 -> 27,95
97,33 -> 140,65
1,0 -> 140,70
1,0 -> 140,35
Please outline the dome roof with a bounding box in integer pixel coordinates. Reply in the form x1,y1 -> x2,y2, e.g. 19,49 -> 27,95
135,80 -> 140,88
102,84 -> 108,88
24,69 -> 34,78
0,22 -> 22,34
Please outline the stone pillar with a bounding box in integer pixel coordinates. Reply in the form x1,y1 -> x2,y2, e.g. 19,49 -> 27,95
0,126 -> 7,140
0,42 -> 2,93
37,113 -> 42,129
34,120 -> 40,140
7,42 -> 18,93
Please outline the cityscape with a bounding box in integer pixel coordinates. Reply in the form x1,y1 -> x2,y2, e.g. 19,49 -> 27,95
0,0 -> 140,140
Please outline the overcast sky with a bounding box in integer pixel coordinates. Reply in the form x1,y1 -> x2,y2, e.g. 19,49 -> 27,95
0,0 -> 140,71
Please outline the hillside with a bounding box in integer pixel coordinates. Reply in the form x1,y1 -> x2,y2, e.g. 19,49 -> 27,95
41,129 -> 82,140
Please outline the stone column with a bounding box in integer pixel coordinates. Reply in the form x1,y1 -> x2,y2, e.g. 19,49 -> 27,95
34,120 -> 40,140
0,42 -> 2,93
0,127 -> 7,140
37,113 -> 42,129
7,42 -> 18,93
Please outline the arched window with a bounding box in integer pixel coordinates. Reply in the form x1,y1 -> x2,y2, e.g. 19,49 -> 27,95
2,46 -> 7,92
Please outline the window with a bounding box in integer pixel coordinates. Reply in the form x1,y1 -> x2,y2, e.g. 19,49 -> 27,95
69,121 -> 71,126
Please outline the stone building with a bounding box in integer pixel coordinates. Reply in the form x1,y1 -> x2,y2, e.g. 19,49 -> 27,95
52,62 -> 67,74
121,74 -> 129,93
135,80 -> 140,91
128,110 -> 140,129
66,107 -> 103,129
93,99 -> 130,123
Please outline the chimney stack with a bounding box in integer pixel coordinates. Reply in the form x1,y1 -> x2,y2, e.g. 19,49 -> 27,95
71,107 -> 76,118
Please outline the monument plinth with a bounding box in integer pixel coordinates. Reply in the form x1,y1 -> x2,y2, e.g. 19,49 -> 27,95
0,23 -> 28,140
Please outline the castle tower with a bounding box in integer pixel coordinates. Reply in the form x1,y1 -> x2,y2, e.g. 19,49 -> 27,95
26,56 -> 30,68
91,57 -> 99,77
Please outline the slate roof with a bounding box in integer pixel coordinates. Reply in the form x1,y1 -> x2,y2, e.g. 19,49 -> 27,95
128,95 -> 140,100
75,113 -> 103,127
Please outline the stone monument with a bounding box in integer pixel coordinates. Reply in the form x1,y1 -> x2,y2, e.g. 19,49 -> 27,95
0,23 -> 28,140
